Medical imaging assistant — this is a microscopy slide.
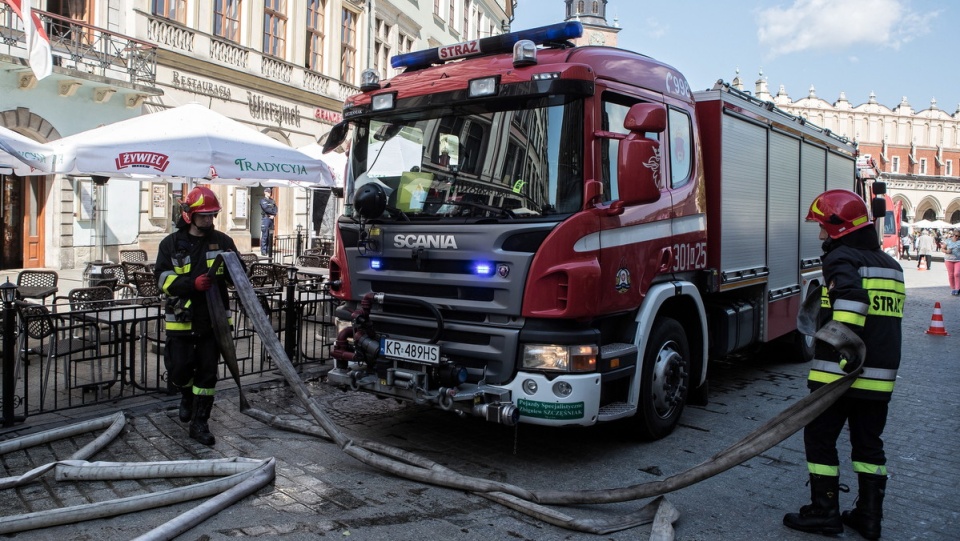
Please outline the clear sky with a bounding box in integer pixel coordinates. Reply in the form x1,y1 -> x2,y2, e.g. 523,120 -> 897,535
512,0 -> 958,115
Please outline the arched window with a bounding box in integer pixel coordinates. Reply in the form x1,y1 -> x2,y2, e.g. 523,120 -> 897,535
577,1 -> 584,14
592,1 -> 599,14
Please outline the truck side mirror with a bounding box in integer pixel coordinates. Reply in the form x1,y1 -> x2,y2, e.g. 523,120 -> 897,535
322,121 -> 350,153
616,103 -> 666,207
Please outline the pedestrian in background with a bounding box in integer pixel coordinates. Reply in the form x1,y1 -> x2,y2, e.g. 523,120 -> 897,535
944,230 -> 960,296
900,233 -> 911,260
260,188 -> 278,256
155,187 -> 242,446
915,230 -> 935,270
784,189 -> 903,540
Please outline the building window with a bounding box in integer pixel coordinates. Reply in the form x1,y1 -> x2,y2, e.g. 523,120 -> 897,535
373,18 -> 392,79
263,0 -> 287,58
214,0 -> 241,41
463,0 -> 470,37
434,0 -> 440,17
306,0 -> 325,71
152,0 -> 186,23
341,9 -> 357,83
919,158 -> 927,175
947,160 -> 954,177
891,156 -> 899,173
449,0 -> 456,28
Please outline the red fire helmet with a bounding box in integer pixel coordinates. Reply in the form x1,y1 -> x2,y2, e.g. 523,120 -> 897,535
180,186 -> 222,224
806,189 -> 873,239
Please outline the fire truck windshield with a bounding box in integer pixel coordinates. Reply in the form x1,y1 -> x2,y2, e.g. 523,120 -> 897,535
347,101 -> 584,220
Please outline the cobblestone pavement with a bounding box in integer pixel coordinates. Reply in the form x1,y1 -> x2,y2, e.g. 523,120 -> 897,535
1,261 -> 957,540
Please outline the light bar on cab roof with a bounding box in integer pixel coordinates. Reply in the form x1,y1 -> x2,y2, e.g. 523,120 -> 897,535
391,21 -> 583,71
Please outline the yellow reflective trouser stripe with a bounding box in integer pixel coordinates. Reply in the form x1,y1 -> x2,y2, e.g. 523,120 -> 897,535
833,311 -> 866,326
852,462 -> 887,476
166,321 -> 191,331
808,463 -> 839,476
809,370 -> 896,393
192,386 -> 215,396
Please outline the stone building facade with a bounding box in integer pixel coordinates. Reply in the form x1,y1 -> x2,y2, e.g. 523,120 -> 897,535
1,0 -> 511,270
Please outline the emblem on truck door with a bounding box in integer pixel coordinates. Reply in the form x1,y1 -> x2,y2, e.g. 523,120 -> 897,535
615,258 -> 631,293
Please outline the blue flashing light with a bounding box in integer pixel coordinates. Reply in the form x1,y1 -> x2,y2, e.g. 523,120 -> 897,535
391,21 -> 583,70
473,262 -> 494,276
370,258 -> 383,270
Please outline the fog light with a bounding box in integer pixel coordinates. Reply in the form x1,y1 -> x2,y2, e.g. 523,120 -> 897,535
522,378 -> 538,395
552,381 -> 573,398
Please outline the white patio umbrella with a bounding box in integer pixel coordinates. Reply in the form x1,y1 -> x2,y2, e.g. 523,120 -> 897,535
0,125 -> 59,173
1,105 -> 335,263
39,103 -> 334,186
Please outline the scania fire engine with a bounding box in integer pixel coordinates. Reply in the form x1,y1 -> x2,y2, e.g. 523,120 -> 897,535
322,22 -> 884,439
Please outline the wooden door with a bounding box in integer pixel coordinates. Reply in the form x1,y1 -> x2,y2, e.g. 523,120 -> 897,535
22,176 -> 45,268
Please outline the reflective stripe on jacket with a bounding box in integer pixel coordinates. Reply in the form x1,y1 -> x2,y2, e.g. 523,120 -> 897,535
810,245 -> 904,402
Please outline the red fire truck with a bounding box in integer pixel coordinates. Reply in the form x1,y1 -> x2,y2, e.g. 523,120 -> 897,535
857,155 -> 902,257
323,22 -> 877,439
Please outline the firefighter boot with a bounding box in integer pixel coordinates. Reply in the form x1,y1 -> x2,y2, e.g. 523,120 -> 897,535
178,387 -> 194,423
842,473 -> 886,540
189,395 -> 216,446
783,474 -> 844,535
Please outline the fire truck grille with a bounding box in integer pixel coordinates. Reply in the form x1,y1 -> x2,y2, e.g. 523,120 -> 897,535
370,280 -> 494,302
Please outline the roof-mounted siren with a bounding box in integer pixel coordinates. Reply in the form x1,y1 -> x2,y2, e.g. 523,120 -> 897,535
391,21 -> 583,71
513,39 -> 537,67
360,69 -> 381,92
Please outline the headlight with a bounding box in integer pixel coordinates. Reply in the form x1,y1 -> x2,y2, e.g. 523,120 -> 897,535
521,344 -> 597,372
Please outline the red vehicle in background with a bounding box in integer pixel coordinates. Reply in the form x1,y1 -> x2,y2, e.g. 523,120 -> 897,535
857,155 -> 902,258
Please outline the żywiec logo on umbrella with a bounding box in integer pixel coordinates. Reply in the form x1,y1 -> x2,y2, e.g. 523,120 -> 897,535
115,151 -> 171,172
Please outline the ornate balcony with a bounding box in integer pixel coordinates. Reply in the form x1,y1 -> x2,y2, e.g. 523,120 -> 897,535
0,4 -> 158,90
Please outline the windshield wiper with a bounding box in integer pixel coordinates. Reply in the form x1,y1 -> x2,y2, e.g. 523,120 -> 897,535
441,200 -> 516,219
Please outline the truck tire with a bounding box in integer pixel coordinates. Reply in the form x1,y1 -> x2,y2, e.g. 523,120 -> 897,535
633,317 -> 690,440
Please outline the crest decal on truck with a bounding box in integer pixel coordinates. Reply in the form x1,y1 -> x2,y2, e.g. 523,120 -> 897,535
615,258 -> 631,293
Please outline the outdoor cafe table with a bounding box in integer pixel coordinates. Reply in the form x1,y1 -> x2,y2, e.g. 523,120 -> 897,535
75,304 -> 162,391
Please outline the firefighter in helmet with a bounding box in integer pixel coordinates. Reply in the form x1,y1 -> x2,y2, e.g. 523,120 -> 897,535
783,189 -> 903,539
154,186 -> 242,446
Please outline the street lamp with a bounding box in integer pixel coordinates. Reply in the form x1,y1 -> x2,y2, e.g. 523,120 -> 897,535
1,277 -> 20,427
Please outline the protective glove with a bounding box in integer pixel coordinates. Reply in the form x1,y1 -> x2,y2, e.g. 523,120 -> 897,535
814,320 -> 866,373
194,274 -> 214,292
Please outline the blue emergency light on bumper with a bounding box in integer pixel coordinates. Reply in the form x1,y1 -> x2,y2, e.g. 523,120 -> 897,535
391,22 -> 584,71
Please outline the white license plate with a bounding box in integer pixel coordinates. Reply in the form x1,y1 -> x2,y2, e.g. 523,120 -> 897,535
381,338 -> 440,364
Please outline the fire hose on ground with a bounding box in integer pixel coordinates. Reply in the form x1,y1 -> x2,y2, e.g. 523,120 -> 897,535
0,251 -> 858,538
212,252 -> 861,536
0,411 -> 275,539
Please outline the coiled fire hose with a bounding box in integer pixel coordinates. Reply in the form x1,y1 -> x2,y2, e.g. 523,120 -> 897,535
211,252 -> 860,536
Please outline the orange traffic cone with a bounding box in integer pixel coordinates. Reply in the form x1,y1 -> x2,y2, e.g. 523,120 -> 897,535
925,302 -> 949,336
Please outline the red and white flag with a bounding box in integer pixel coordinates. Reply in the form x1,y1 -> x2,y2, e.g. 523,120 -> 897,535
6,0 -> 53,80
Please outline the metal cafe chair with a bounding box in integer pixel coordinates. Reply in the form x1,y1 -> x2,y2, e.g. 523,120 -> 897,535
119,249 -> 148,263
16,301 -> 108,408
101,264 -> 136,299
16,270 -> 59,305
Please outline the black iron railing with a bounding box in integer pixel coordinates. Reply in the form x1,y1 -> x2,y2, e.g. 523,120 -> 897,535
0,5 -> 157,85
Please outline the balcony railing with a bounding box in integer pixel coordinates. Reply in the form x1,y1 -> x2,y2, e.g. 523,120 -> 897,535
146,12 -> 358,103
0,5 -> 157,86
